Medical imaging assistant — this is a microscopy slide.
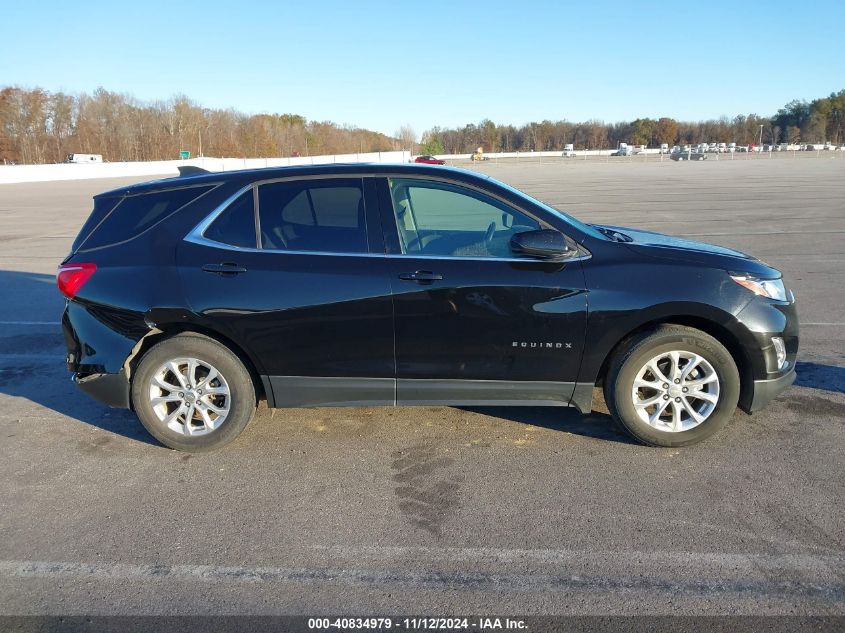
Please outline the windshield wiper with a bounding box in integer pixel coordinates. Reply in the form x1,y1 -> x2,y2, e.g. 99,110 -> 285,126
591,225 -> 633,243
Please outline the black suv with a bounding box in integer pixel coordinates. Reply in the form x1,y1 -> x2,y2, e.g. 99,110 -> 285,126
59,164 -> 798,451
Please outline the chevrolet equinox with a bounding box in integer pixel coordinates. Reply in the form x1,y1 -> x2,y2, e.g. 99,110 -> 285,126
58,164 -> 798,451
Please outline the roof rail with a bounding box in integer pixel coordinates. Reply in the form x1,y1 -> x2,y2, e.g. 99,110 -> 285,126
177,166 -> 211,177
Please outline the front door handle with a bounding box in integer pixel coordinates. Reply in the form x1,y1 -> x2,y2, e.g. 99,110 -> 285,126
398,270 -> 443,282
202,263 -> 247,276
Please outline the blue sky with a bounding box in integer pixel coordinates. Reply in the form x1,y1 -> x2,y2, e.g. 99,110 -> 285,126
2,0 -> 842,137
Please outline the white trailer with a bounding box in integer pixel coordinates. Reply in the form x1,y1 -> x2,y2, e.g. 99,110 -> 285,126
65,154 -> 103,164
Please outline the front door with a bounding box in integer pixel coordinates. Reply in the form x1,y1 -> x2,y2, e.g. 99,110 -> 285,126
377,176 -> 588,406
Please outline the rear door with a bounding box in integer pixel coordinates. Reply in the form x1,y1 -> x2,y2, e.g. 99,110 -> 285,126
377,176 -> 588,406
176,176 -> 396,407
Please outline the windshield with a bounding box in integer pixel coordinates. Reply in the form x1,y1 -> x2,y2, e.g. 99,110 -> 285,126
488,176 -> 608,241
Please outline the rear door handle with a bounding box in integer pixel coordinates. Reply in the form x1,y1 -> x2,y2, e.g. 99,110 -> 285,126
202,263 -> 247,275
398,270 -> 443,282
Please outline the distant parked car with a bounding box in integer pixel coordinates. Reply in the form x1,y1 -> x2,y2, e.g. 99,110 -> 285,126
670,148 -> 707,161
414,155 -> 445,165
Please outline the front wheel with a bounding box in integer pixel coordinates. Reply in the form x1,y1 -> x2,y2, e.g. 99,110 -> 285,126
604,325 -> 740,447
131,333 -> 256,452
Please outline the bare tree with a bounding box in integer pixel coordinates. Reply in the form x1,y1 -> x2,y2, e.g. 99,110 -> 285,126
396,124 -> 416,152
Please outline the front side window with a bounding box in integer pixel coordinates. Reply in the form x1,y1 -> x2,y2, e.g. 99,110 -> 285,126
257,178 -> 367,253
388,178 -> 540,258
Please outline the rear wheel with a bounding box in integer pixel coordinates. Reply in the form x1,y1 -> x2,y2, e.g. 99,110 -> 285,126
132,334 -> 256,452
604,325 -> 739,447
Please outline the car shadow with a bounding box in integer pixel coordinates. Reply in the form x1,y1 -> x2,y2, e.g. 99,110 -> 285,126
0,357 -> 160,448
464,360 -> 845,443
458,401 -> 638,445
794,361 -> 845,395
0,269 -> 160,447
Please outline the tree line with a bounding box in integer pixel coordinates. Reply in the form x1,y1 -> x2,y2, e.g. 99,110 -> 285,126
0,86 -> 397,164
1,85 -> 842,164
418,89 -> 845,155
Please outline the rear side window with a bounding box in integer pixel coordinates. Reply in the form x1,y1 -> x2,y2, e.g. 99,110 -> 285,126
203,191 -> 257,248
77,185 -> 214,251
257,178 -> 367,253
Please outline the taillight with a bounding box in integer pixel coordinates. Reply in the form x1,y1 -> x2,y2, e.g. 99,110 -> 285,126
57,263 -> 97,299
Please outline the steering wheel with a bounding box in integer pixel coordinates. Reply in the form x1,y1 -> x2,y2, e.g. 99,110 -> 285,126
484,221 -> 496,244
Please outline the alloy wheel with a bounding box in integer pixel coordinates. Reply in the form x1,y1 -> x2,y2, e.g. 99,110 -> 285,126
148,357 -> 231,436
631,351 -> 720,432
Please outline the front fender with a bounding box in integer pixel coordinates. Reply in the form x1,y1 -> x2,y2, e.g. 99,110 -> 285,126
577,298 -> 759,387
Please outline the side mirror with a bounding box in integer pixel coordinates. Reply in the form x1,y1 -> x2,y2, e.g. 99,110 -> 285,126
510,229 -> 572,260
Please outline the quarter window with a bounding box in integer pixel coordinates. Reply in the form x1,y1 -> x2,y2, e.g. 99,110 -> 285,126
203,190 -> 256,248
257,178 -> 367,253
388,178 -> 540,258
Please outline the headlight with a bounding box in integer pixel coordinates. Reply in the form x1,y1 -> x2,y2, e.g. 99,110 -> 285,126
730,274 -> 788,301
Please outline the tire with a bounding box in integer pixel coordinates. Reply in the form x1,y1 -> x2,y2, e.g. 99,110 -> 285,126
131,333 -> 256,452
604,325 -> 740,447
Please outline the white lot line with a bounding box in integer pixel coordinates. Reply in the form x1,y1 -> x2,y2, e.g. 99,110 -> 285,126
0,550 -> 843,597
0,321 -> 61,325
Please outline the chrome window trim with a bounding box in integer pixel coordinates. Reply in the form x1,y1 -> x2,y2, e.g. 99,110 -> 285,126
185,232 -> 591,263
184,175 -> 592,264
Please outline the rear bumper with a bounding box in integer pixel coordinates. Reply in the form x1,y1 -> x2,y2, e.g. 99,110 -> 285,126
746,365 -> 796,413
74,370 -> 131,409
63,300 -> 145,410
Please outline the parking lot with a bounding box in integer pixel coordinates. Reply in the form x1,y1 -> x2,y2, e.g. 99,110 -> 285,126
0,157 -> 843,615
